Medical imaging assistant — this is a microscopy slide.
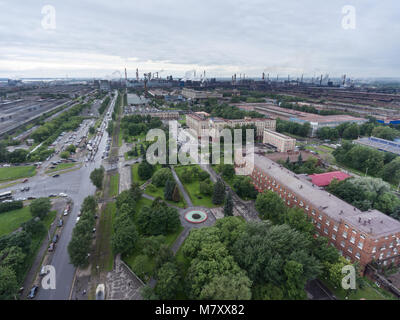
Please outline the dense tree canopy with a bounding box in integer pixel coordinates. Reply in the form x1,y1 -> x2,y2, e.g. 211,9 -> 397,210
90,166 -> 105,189
30,198 -> 51,220
136,199 -> 181,236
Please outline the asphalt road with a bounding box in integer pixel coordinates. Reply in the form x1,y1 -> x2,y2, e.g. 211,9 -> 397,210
1,90 -> 118,300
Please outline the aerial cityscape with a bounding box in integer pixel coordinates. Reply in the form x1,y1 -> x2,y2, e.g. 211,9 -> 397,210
1,0 -> 400,307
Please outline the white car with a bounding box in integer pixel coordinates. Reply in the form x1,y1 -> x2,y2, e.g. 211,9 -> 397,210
63,210 -> 69,216
76,217 -> 80,222
59,193 -> 67,197
96,284 -> 105,300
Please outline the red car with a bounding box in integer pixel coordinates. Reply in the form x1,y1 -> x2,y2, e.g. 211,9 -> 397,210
22,178 -> 28,183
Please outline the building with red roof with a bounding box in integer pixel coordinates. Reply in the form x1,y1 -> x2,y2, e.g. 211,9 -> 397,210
309,171 -> 351,187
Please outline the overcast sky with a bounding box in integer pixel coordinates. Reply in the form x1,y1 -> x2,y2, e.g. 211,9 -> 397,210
0,0 -> 399,79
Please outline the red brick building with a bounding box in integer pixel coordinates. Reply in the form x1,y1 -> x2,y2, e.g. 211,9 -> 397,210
243,154 -> 400,271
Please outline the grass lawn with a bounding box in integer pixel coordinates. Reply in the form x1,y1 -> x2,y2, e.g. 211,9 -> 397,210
45,163 -> 76,174
131,163 -> 148,185
109,173 -> 120,198
0,181 -> 19,190
135,196 -> 154,213
174,165 -> 216,208
321,277 -> 395,300
0,206 -> 31,237
0,166 -> 36,182
92,202 -> 116,273
144,184 -> 186,208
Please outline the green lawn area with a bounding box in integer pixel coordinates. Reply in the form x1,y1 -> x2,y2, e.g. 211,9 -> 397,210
45,163 -> 76,174
144,184 -> 186,208
135,196 -> 154,213
0,206 -> 31,237
174,165 -> 216,208
92,202 -> 116,273
321,277 -> 395,300
109,173 -> 120,197
131,163 -> 148,185
0,166 -> 36,182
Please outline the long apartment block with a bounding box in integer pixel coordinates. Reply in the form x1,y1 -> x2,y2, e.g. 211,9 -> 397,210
241,153 -> 400,270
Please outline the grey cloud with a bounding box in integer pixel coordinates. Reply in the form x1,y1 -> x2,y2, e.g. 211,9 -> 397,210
0,0 -> 399,78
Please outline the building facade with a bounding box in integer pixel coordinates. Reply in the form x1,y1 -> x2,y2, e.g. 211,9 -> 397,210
186,113 -> 276,140
263,129 -> 296,152
181,88 -> 223,100
241,154 -> 400,270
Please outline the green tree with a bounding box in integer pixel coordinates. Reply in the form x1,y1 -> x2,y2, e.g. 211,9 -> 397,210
132,254 -> 152,280
163,178 -> 176,201
172,185 -> 181,202
0,246 -> 26,279
200,274 -> 252,300
155,262 -> 181,300
112,211 -> 139,255
68,230 -> 91,267
136,201 -> 181,236
181,169 -> 193,183
152,168 -> 173,187
255,191 -> 287,223
90,166 -> 105,189
0,266 -> 18,300
283,207 -> 314,235
140,285 -> 159,300
141,236 -> 165,257
66,144 -> 76,153
199,179 -> 213,196
381,157 -> 400,185
60,151 -> 70,159
221,164 -> 235,179
137,160 -> 153,180
342,123 -> 360,139
212,179 -> 226,205
284,260 -> 307,300
232,176 -> 258,199
232,222 -> 321,297
30,197 -> 51,220
223,191 -> 233,217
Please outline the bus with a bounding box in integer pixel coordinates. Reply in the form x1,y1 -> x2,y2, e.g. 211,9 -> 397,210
0,191 -> 12,201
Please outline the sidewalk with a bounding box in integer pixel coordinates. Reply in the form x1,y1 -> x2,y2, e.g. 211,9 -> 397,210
21,198 -> 68,299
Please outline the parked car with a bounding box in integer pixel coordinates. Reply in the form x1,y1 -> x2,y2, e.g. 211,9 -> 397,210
58,219 -> 63,227
27,286 -> 39,299
22,178 -> 29,183
40,266 -> 47,276
52,234 -> 59,243
52,174 -> 60,178
59,193 -> 67,197
96,284 -> 105,300
48,243 -> 55,252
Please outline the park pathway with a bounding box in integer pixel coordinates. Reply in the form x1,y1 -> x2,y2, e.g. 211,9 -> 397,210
171,166 -> 193,207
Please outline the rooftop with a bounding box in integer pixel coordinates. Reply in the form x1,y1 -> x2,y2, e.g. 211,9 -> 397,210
354,136 -> 400,155
250,154 -> 400,238
264,128 -> 295,140
309,171 -> 351,187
